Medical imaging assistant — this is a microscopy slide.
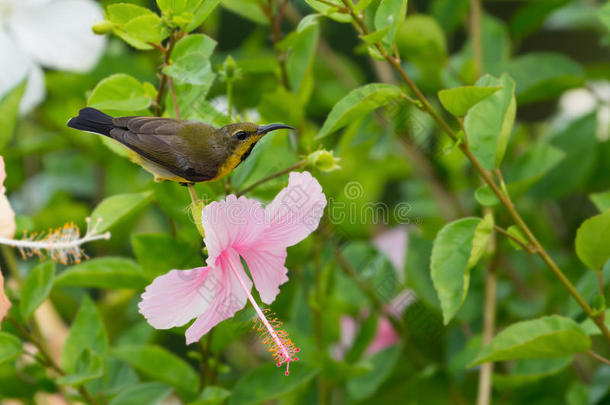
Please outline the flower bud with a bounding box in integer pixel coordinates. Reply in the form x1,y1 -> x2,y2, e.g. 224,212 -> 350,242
307,150 -> 341,172
91,20 -> 114,35
221,55 -> 242,82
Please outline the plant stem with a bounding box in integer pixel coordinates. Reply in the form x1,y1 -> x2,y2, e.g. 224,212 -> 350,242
168,76 -> 181,119
154,30 -> 179,116
236,160 -> 306,197
588,350 -> 610,366
261,0 -> 291,90
470,0 -> 483,78
338,0 -> 610,344
476,250 -> 499,405
198,330 -> 214,392
312,237 -> 329,405
493,225 -> 535,253
187,184 -> 200,203
7,316 -> 102,405
226,80 -> 233,121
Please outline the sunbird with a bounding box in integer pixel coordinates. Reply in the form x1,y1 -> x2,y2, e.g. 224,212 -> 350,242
67,107 -> 294,184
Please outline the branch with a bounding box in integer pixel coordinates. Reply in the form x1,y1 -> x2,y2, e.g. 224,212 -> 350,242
7,316 -> 102,405
261,0 -> 291,90
493,225 -> 536,253
588,350 -> 610,366
338,0 -> 610,344
236,160 -> 306,197
476,249 -> 500,405
470,0 -> 483,78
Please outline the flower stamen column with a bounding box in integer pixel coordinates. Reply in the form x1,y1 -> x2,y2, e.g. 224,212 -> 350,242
226,256 -> 299,375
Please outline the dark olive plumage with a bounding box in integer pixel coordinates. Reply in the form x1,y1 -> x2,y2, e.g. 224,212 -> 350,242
67,107 -> 293,183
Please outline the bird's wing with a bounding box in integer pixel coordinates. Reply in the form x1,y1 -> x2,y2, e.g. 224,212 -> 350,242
108,116 -> 219,182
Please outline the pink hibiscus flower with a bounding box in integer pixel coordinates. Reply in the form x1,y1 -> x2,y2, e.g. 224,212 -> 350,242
139,171 -> 326,374
0,269 -> 10,327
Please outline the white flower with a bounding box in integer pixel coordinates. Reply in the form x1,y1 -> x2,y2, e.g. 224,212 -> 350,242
0,0 -> 105,113
560,81 -> 610,141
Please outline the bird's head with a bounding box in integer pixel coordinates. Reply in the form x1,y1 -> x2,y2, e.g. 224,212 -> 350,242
219,122 -> 294,161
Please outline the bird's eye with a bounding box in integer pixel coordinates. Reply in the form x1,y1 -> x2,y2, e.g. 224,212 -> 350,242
235,130 -> 248,141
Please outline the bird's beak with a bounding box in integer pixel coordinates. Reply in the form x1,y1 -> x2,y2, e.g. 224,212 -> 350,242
257,124 -> 295,135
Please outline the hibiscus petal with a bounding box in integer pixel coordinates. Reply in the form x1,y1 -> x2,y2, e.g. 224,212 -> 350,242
0,195 -> 16,239
138,266 -> 215,330
264,171 -> 326,247
185,251 -> 250,344
202,195 -> 266,267
0,270 -> 11,327
241,245 -> 288,304
8,0 -> 105,72
0,157 -> 16,239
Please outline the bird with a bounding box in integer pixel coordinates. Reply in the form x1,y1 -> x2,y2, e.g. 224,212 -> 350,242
67,107 -> 294,184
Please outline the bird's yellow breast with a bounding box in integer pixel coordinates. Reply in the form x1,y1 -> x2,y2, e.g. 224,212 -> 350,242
211,136 -> 262,181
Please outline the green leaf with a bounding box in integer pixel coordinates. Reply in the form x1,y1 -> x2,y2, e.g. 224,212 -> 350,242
61,296 -> 108,373
163,34 -> 217,85
106,4 -> 168,49
303,0 -> 351,23
591,190 -> 610,212
504,142 -> 566,195
131,233 -> 198,279
0,81 -> 25,151
346,344 -> 402,400
360,26 -> 391,45
531,114 -> 597,199
55,257 -> 147,289
20,261 -> 55,320
470,315 -> 590,366
438,85 -> 502,117
228,362 -> 318,405
109,382 -> 172,405
580,309 -> 610,336
575,209 -> 610,271
0,333 -> 22,364
111,345 -> 199,401
187,0 -> 221,31
285,24 -> 319,92
492,357 -> 572,389
474,185 -> 499,207
464,73 -> 516,170
221,0 -> 268,25
396,15 -> 447,87
189,386 -> 231,405
599,1 -> 610,31
88,74 -> 155,113
90,191 -> 153,233
124,14 -> 169,44
496,53 -> 584,104
57,348 -> 103,386
374,0 -> 407,48
506,225 -> 528,251
431,216 -> 493,324
468,213 -> 494,269
316,83 -> 403,139
509,0 -> 570,38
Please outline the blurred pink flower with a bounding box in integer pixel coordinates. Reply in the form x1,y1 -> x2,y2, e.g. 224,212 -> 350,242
334,290 -> 416,359
373,226 -> 407,282
139,171 -> 326,374
0,156 -> 16,239
0,270 -> 10,327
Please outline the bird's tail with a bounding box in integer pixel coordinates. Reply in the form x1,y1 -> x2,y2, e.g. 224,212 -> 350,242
67,107 -> 114,136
